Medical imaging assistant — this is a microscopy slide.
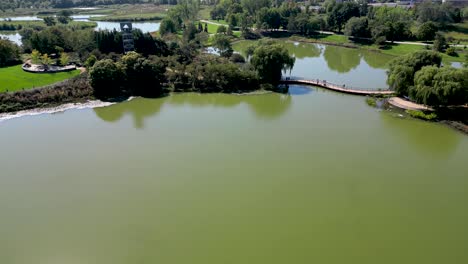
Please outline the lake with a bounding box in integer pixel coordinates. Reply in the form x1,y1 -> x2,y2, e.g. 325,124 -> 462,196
0,42 -> 468,264
0,32 -> 21,45
234,40 -> 394,89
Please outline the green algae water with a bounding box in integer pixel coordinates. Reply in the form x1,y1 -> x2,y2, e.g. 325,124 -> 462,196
234,40 -> 394,89
1,43 -> 468,264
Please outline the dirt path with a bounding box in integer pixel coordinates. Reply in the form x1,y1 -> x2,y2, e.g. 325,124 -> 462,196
388,97 -> 433,111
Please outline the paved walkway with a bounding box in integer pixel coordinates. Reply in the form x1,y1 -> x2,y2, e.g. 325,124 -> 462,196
281,78 -> 395,96
388,97 -> 433,111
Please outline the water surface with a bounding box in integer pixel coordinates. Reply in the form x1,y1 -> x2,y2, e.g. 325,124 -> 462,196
0,32 -> 21,45
234,40 -> 394,89
0,88 -> 467,264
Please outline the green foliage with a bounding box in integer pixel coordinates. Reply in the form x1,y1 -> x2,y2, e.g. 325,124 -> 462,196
416,21 -> 438,41
89,59 -> 125,98
31,49 -> 41,64
95,30 -> 169,56
446,47 -> 457,57
59,52 -> 70,66
327,2 -> 360,32
183,23 -> 198,42
166,54 -> 260,93
433,33 -> 447,52
84,54 -> 97,69
230,53 -> 246,63
251,43 -> 295,86
369,6 -> 413,42
43,16 -> 56,27
22,26 -> 96,55
227,26 -> 233,36
217,25 -> 227,34
89,52 -> 167,98
57,16 -> 70,25
405,110 -> 438,121
41,54 -> 53,67
415,1 -> 462,25
344,17 -> 370,39
257,7 -> 281,30
160,18 -> 177,35
410,66 -> 468,106
120,52 -> 167,96
213,34 -> 233,58
365,97 -> 377,107
287,13 -> 323,35
0,38 -> 21,67
387,50 -> 442,95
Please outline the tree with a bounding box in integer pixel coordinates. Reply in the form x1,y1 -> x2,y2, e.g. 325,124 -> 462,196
160,18 -> 177,35
256,7 -> 281,30
227,26 -> 233,36
227,13 -> 238,28
344,17 -> 370,39
251,44 -> 295,86
433,33 -> 446,52
57,16 -> 70,24
415,1 -> 461,25
370,6 -> 412,42
31,49 -> 41,64
211,5 -> 227,21
410,66 -> 468,106
41,54 -> 53,69
89,59 -> 125,98
43,16 -> 56,26
213,34 -> 233,58
416,21 -> 437,41
183,22 -> 198,42
327,2 -> 360,32
84,54 -> 97,69
0,38 -> 20,67
217,25 -> 227,34
120,52 -> 166,96
387,50 -> 442,95
59,52 -> 69,66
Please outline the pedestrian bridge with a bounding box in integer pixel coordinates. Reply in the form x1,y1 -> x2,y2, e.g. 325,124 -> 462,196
281,77 -> 395,96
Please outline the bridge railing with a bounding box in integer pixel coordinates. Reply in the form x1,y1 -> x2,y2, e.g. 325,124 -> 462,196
281,76 -> 390,92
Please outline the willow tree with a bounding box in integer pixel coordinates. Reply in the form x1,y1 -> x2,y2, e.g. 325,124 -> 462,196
251,43 -> 295,86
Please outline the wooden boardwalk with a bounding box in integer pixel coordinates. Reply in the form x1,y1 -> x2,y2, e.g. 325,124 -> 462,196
281,78 -> 395,96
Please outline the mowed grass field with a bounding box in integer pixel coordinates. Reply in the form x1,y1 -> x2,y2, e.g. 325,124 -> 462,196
0,65 -> 80,93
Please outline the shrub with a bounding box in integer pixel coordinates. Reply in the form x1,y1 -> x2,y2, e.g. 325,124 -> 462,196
366,97 -> 377,107
445,47 -> 457,56
406,110 -> 438,121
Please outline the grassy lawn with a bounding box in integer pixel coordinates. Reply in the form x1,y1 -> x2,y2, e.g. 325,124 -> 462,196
197,21 -> 241,37
89,13 -> 165,22
443,22 -> 468,45
0,65 -> 80,93
374,43 -> 424,56
198,5 -> 213,20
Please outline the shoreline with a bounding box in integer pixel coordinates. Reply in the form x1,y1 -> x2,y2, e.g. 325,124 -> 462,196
0,100 -> 114,123
0,90 -> 272,122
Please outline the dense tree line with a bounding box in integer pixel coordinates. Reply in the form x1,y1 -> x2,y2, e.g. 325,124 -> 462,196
89,52 -> 167,98
89,16 -> 296,98
387,50 -> 468,107
206,0 -> 465,44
